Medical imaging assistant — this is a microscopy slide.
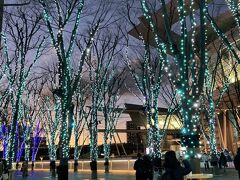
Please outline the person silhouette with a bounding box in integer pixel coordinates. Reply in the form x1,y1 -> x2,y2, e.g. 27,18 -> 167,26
134,153 -> 145,180
219,152 -> 227,169
234,148 -> 240,180
161,151 -> 191,180
202,152 -> 210,170
142,155 -> 153,180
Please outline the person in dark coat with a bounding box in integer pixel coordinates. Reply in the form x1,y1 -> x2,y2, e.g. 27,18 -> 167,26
142,155 -> 153,180
161,151 -> 191,180
134,153 -> 145,180
219,152 -> 227,169
234,148 -> 240,179
153,157 -> 162,179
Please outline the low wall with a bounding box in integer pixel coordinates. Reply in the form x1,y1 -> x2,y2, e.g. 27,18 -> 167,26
12,160 -> 236,171
13,159 -> 136,172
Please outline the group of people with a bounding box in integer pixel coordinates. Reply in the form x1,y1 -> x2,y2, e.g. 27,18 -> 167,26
202,149 -> 236,171
134,148 -> 240,180
134,151 -> 191,180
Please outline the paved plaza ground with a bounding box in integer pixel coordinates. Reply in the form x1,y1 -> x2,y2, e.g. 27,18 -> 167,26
13,171 -> 135,180
11,169 -> 239,180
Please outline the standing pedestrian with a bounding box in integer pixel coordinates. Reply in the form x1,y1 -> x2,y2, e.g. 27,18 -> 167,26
153,157 -> 162,179
134,153 -> 144,180
142,155 -> 153,180
219,152 -> 227,170
161,151 -> 191,180
202,152 -> 210,171
234,147 -> 240,180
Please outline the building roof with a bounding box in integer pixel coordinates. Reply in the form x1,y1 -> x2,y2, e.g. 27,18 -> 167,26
128,0 -> 236,53
124,103 -> 169,115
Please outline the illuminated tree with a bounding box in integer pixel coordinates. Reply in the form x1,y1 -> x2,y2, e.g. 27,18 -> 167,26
125,1 -> 183,159
20,102 -> 36,175
31,120 -> 43,170
0,50 -> 11,150
38,1 -> 101,175
202,43 -> 227,158
19,82 -> 44,175
40,95 -> 60,176
0,40 -> 13,160
0,0 -> 31,45
124,44 -> 166,158
85,29 -> 122,176
138,0 -> 240,160
37,63 -> 62,175
72,83 -> 90,172
2,7 -> 45,167
160,66 -> 181,120
223,78 -> 240,134
217,47 -> 240,135
15,122 -> 24,169
203,2 -> 240,156
102,68 -> 126,173
225,0 -> 240,30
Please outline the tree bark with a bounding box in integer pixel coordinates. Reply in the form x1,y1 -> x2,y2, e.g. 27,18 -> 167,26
57,158 -> 68,180
90,160 -> 98,179
31,161 -> 34,171
74,160 -> 78,172
104,159 -> 109,173
50,160 -> 56,177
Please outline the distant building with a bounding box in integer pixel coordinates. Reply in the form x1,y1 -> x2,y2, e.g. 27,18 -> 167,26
126,121 -> 142,145
124,103 -> 181,152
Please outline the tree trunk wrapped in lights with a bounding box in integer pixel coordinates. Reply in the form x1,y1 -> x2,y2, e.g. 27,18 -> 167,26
19,85 -> 43,175
127,0 -> 188,159
0,59 -> 11,149
85,30 -> 122,176
205,12 -> 240,153
102,69 -> 125,173
31,120 -> 43,171
124,43 -> 165,159
198,38 -> 240,173
202,48 -> 223,158
15,122 -> 26,170
73,85 -> 90,172
20,89 -> 43,176
88,75 -> 99,176
41,96 -> 61,177
0,56 -> 13,160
